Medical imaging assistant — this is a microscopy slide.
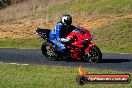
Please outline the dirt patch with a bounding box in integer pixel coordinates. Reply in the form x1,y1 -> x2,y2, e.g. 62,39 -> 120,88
76,13 -> 132,29
0,13 -> 132,39
0,21 -> 37,39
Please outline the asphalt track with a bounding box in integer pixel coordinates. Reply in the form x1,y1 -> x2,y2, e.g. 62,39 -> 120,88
0,48 -> 132,72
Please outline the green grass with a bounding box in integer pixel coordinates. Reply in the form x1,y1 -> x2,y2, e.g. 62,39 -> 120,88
0,38 -> 43,49
91,18 -> 132,53
0,0 -> 132,24
0,63 -> 131,88
38,0 -> 132,18
0,0 -> 132,23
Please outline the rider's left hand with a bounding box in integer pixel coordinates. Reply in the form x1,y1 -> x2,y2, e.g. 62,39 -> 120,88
60,38 -> 70,43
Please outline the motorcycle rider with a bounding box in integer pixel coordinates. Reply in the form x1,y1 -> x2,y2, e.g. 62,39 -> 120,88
49,14 -> 75,52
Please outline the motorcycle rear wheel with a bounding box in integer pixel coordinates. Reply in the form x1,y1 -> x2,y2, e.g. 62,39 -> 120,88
41,42 -> 58,61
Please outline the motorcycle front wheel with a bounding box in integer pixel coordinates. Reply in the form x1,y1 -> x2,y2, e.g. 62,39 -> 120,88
84,45 -> 102,63
41,42 -> 58,61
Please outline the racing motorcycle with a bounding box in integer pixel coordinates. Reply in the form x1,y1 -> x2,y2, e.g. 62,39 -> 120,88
36,26 -> 102,63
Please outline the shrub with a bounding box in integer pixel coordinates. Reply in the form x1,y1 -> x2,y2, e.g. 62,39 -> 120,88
0,0 -> 11,8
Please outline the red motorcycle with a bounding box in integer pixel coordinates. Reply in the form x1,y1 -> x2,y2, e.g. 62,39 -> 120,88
36,26 -> 102,63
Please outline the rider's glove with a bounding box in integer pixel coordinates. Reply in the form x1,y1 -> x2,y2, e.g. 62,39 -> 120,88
60,38 -> 70,42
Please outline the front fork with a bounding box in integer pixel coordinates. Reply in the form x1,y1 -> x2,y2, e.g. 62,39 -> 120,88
85,42 -> 95,55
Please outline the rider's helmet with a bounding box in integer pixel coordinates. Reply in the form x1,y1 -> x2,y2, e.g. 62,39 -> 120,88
61,14 -> 72,26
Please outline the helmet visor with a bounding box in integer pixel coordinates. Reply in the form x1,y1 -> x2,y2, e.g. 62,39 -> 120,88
65,20 -> 72,25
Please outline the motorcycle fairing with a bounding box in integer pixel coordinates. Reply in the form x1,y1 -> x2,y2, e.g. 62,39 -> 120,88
36,28 -> 50,39
85,42 -> 95,54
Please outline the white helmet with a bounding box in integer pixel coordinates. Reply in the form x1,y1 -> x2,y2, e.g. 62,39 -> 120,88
61,14 -> 72,25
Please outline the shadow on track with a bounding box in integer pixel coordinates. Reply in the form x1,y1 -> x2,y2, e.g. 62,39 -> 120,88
53,58 -> 131,63
100,59 -> 131,63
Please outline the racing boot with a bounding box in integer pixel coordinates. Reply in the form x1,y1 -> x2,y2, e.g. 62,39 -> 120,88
58,49 -> 71,59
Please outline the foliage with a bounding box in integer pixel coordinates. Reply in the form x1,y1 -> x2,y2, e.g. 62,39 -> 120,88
0,0 -> 11,8
0,0 -> 24,9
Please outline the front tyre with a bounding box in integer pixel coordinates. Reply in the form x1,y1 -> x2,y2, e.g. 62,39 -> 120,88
41,42 -> 58,61
89,45 -> 102,63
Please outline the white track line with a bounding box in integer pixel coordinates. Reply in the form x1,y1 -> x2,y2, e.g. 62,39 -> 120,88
0,62 -> 29,65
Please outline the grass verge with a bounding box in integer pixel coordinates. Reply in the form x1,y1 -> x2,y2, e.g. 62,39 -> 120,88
38,0 -> 132,18
0,0 -> 132,23
0,63 -> 131,88
0,38 -> 131,53
0,38 -> 43,49
91,18 -> 132,53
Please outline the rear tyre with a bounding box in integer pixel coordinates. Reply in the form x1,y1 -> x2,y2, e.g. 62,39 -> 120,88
41,42 -> 58,61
